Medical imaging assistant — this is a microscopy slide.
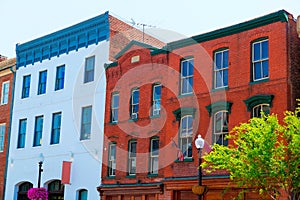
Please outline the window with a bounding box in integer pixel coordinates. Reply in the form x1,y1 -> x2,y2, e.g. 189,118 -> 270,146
78,189 -> 88,200
0,124 -> 5,152
33,116 -> 43,147
17,119 -> 27,148
50,112 -> 62,145
213,111 -> 228,146
252,39 -> 269,81
84,56 -> 95,83
128,140 -> 137,175
180,58 -> 194,95
111,93 -> 119,123
22,75 -> 31,98
108,143 -> 116,176
130,89 -> 139,120
17,182 -> 33,200
252,104 -> 270,118
214,49 -> 228,88
152,84 -> 161,116
38,70 -> 47,95
55,65 -> 65,90
149,138 -> 159,174
80,106 -> 92,140
1,81 -> 9,105
179,115 -> 193,159
48,180 -> 64,199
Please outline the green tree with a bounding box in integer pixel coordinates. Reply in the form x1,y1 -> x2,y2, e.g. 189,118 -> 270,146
202,107 -> 300,200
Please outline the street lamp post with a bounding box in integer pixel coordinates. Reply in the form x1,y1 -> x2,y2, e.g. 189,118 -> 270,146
37,154 -> 44,188
195,135 -> 205,200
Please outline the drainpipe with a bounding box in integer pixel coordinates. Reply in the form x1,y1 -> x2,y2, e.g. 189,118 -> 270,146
3,64 -> 16,199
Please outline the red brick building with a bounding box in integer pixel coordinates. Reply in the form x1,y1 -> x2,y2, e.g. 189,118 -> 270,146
98,10 -> 300,200
0,57 -> 15,199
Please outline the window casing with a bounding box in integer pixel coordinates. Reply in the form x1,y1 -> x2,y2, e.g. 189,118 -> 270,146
38,70 -> 47,95
51,112 -> 62,145
128,140 -> 137,175
213,111 -> 228,146
149,138 -> 159,174
180,58 -> 194,95
22,75 -> 31,98
1,81 -> 9,105
17,182 -> 33,200
111,93 -> 119,123
130,89 -> 139,120
84,56 -> 95,83
33,116 -> 43,147
179,115 -> 193,159
214,49 -> 228,88
55,65 -> 65,91
108,143 -> 116,176
0,124 -> 5,152
48,180 -> 64,199
252,39 -> 269,81
17,119 -> 27,148
80,106 -> 92,140
78,189 -> 88,200
152,84 -> 161,116
252,104 -> 270,118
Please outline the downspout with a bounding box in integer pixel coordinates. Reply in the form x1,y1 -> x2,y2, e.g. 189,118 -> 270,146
3,64 -> 16,199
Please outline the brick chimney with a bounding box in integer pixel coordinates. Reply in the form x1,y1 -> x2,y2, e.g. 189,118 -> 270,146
0,54 -> 7,62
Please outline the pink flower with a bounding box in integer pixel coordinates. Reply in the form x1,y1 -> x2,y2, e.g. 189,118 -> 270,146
27,188 -> 48,200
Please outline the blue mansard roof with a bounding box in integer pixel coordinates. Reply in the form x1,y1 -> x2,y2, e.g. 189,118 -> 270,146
16,11 -> 110,69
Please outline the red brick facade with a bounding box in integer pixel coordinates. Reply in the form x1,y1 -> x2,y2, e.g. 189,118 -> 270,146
98,10 -> 300,200
0,58 -> 15,199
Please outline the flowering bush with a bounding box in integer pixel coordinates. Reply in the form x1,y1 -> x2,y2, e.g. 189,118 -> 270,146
27,188 -> 48,200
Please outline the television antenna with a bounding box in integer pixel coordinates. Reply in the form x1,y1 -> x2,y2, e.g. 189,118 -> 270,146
131,18 -> 156,42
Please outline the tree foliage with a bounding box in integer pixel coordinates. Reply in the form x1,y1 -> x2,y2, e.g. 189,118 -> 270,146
202,106 -> 300,200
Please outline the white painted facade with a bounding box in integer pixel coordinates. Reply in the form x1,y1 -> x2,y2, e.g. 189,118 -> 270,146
5,41 -> 108,199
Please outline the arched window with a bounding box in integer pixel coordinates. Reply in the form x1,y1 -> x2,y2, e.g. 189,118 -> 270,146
243,95 -> 274,118
18,182 -> 33,200
48,180 -> 64,200
252,103 -> 270,118
78,189 -> 88,200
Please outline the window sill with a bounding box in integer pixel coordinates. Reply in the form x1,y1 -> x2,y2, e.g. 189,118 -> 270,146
175,158 -> 194,163
150,115 -> 160,119
250,78 -> 269,85
110,122 -> 118,125
126,175 -> 136,178
211,86 -> 228,92
128,118 -> 138,122
177,93 -> 194,98
147,174 -> 159,177
106,176 -> 116,179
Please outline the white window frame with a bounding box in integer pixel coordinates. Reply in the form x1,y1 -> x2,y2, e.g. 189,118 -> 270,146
149,138 -> 159,174
180,58 -> 194,95
130,89 -> 139,120
252,39 -> 269,81
33,116 -> 43,147
180,115 -> 193,159
1,81 -> 9,105
213,111 -> 228,146
108,143 -> 116,176
111,93 -> 119,123
252,103 -> 270,118
0,124 -> 5,152
152,84 -> 161,116
214,49 -> 229,89
128,140 -> 137,175
84,56 -> 95,83
80,106 -> 92,140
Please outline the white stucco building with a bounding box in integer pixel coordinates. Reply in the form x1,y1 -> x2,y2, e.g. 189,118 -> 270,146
4,12 -> 113,200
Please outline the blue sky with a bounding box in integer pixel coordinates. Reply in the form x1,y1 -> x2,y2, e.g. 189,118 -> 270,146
1,0 -> 299,58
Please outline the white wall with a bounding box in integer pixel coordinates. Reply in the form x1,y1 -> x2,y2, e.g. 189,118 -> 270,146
5,41 -> 108,200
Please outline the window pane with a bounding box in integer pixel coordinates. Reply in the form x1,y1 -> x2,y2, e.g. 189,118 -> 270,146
33,116 -> 43,146
223,69 -> 228,86
261,40 -> 268,59
133,90 -> 139,104
22,75 -> 31,98
153,85 -> 161,100
18,119 -> 27,148
215,52 -> 222,69
81,106 -> 92,140
1,82 -> 9,104
187,60 -> 194,76
84,56 -> 95,83
223,50 -> 229,68
38,71 -> 47,95
254,62 -> 262,80
181,61 -> 188,76
0,124 -> 5,151
253,43 -> 261,61
262,61 -> 269,78
55,65 -> 65,90
151,139 -> 159,156
51,113 -> 61,145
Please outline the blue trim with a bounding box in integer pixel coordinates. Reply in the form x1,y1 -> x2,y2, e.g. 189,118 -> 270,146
16,11 -> 110,69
